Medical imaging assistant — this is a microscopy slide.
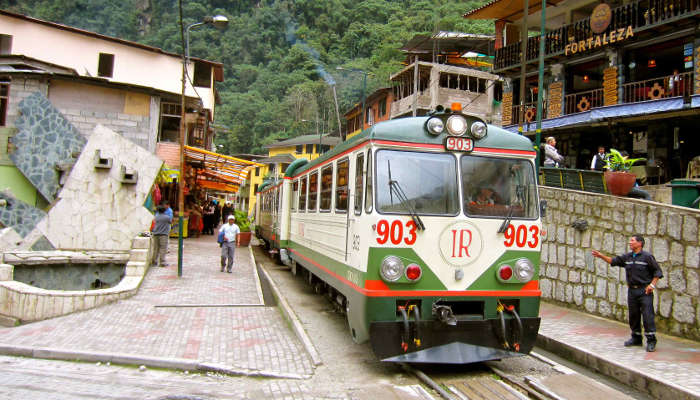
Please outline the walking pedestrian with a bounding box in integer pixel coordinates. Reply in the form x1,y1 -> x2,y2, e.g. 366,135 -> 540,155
592,234 -> 663,352
219,214 -> 240,273
543,137 -> 565,168
151,205 -> 172,268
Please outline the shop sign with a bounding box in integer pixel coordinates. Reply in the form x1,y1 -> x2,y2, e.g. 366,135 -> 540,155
565,26 -> 634,56
590,4 -> 612,34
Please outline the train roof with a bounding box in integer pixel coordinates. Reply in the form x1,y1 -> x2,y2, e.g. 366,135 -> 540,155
287,114 -> 535,178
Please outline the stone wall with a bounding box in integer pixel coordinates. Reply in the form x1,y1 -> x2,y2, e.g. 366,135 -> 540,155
539,187 -> 700,340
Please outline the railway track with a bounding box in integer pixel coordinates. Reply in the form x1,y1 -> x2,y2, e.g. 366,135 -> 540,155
406,351 -> 637,400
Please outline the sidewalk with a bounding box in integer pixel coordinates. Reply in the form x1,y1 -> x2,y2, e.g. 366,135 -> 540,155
538,301 -> 700,400
0,235 -> 315,378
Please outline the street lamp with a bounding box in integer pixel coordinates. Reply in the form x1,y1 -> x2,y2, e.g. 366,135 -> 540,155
336,67 -> 371,135
178,15 -> 228,277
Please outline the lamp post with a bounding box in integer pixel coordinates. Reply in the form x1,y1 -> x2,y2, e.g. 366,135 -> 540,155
178,15 -> 228,277
336,67 -> 371,134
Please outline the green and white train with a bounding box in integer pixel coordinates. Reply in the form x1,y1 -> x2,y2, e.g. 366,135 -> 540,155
255,106 -> 543,363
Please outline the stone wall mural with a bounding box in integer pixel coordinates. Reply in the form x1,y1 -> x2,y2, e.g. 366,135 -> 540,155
34,125 -> 162,250
10,92 -> 86,203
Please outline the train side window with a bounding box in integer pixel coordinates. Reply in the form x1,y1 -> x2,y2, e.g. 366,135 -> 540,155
320,165 -> 333,212
291,180 -> 298,212
336,158 -> 349,213
354,153 -> 364,215
299,176 -> 307,211
365,151 -> 373,213
308,171 -> 319,211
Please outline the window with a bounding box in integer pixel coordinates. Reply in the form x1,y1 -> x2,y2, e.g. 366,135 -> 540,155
378,98 -> 387,117
291,180 -> 298,211
354,153 -> 364,215
335,158 -> 349,212
462,156 -> 537,219
281,163 -> 289,175
193,61 -> 211,88
0,34 -> 12,55
254,183 -> 258,193
97,53 -> 114,78
159,102 -> 181,142
308,172 -> 318,211
375,150 -> 459,215
296,144 -> 303,154
366,106 -> 374,125
469,77 -> 478,93
320,165 -> 333,211
306,144 -> 313,154
299,176 -> 307,211
365,151 -> 373,213
0,81 -> 8,126
255,167 -> 260,177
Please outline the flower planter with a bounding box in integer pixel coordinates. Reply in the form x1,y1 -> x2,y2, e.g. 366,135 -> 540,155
604,171 -> 637,196
237,231 -> 252,247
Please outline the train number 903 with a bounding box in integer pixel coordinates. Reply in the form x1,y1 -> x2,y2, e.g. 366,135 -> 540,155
376,219 -> 417,245
504,224 -> 539,248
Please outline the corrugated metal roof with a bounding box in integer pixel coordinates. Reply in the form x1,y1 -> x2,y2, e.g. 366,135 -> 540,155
264,134 -> 342,148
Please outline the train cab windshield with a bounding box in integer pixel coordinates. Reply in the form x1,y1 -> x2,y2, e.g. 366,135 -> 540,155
461,156 -> 538,219
376,150 -> 459,216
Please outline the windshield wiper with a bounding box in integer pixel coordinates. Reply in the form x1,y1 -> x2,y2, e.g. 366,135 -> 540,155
388,161 -> 425,231
497,185 -> 525,234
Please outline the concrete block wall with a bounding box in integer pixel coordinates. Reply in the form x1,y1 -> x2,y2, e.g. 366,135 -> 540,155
0,235 -> 153,324
539,187 -> 700,340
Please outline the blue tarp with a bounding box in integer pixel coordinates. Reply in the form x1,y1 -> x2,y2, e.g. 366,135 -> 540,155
505,97 -> 686,134
692,95 -> 700,108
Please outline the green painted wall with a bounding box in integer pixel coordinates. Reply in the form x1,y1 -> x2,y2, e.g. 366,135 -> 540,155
0,166 -> 38,206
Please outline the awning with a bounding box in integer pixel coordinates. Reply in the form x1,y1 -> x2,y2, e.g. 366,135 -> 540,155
184,146 -> 263,193
463,0 -> 566,22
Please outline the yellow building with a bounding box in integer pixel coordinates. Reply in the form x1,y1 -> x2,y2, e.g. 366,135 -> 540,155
244,134 -> 341,216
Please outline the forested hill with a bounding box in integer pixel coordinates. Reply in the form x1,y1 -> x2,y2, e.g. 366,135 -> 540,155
1,0 -> 492,154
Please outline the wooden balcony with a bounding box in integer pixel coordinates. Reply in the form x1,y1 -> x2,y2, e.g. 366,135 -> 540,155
506,71 -> 694,124
495,0 -> 700,71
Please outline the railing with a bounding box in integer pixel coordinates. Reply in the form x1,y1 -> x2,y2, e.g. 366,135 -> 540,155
505,71 -> 693,124
622,71 -> 694,102
564,88 -> 604,115
495,0 -> 700,70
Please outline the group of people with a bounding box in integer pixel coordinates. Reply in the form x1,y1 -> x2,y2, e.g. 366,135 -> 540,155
150,199 -> 241,273
543,137 -> 617,172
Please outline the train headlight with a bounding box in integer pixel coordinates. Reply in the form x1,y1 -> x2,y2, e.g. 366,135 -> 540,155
497,265 -> 513,282
470,121 -> 487,139
426,117 -> 444,135
380,256 -> 404,282
405,263 -> 422,281
446,115 -> 468,136
514,258 -> 535,282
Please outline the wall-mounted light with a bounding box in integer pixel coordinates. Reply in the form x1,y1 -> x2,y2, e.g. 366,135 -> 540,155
628,61 -> 636,69
648,59 -> 656,68
582,75 -> 590,83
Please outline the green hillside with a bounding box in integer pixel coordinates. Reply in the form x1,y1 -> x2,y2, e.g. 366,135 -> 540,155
1,0 -> 492,154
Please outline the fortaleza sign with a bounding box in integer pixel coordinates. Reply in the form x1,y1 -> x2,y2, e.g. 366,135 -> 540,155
565,26 -> 634,55
565,3 -> 634,56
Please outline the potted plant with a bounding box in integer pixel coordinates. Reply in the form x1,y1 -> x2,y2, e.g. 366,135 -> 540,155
604,149 -> 646,196
234,209 -> 252,247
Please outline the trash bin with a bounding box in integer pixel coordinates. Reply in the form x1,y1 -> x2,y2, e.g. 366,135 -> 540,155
668,179 -> 700,208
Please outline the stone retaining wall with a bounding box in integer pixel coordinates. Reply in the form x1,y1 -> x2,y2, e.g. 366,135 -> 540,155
0,235 -> 153,325
540,187 -> 700,340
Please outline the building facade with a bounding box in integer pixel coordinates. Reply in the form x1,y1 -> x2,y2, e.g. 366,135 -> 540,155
465,0 -> 700,178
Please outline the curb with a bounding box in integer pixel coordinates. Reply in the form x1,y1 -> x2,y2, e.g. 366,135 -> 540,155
536,334 -> 699,400
0,344 -> 310,379
255,261 -> 323,367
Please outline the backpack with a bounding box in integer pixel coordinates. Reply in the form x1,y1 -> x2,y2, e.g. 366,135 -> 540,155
217,230 -> 225,245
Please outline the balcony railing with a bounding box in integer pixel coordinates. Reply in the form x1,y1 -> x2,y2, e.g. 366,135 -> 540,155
505,71 -> 694,125
495,0 -> 700,70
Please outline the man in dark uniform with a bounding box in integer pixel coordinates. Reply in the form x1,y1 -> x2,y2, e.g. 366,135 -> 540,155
592,234 -> 663,352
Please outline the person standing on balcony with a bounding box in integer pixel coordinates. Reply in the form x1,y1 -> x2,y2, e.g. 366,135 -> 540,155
591,234 -> 663,352
668,69 -> 683,97
590,146 -> 609,170
544,137 -> 565,167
